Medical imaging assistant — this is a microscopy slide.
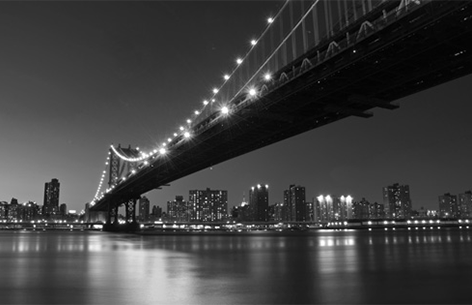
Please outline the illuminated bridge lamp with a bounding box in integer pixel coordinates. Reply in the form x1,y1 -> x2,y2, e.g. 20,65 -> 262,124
221,106 -> 229,115
213,88 -> 219,94
249,88 -> 257,96
184,131 -> 191,138
267,17 -> 274,24
159,148 -> 166,155
203,100 -> 209,106
224,74 -> 230,80
264,73 -> 272,81
236,58 -> 243,65
251,39 -> 257,46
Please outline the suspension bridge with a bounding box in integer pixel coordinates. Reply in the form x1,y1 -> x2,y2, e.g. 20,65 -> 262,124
87,0 -> 472,231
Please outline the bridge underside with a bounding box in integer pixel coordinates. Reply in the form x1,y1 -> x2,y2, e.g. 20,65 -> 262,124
92,1 -> 472,212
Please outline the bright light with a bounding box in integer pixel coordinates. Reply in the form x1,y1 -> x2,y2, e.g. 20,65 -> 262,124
236,58 -> 243,65
203,100 -> 209,105
167,138 -> 172,142
251,39 -> 257,46
213,88 -> 219,94
173,133 -> 178,137
211,99 -> 216,103
179,126 -> 184,131
159,148 -> 166,155
184,131 -> 191,138
224,74 -> 230,80
268,17 -> 274,23
249,88 -> 257,96
221,106 -> 229,114
194,110 -> 200,115
264,73 -> 272,81
187,119 -> 192,124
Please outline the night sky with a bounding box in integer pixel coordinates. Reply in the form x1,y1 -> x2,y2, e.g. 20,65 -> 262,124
1,1 -> 471,213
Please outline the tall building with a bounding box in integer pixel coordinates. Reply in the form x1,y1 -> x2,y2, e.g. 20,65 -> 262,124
189,188 -> 228,222
43,178 -> 60,216
284,185 -> 306,221
139,196 -> 150,222
458,191 -> 472,218
382,183 -> 412,219
249,184 -> 269,222
151,205 -> 162,220
315,195 -> 353,222
439,193 -> 459,218
167,196 -> 188,222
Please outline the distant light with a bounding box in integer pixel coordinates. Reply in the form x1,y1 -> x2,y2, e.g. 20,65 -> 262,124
224,74 -> 230,80
263,73 -> 272,81
257,184 -> 261,188
167,138 -> 172,142
251,39 -> 257,46
268,17 -> 274,23
249,88 -> 257,96
173,133 -> 178,137
213,88 -> 219,94
265,184 -> 269,188
136,147 -> 140,150
194,110 -> 200,115
179,126 -> 184,131
221,106 -> 229,114
162,143 -> 166,147
211,99 -> 216,103
131,170 -> 136,174
236,58 -> 243,65
159,148 -> 166,155
187,119 -> 191,124
184,131 -> 191,138
203,100 -> 209,105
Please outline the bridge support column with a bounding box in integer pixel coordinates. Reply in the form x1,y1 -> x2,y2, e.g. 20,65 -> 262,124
125,198 -> 137,224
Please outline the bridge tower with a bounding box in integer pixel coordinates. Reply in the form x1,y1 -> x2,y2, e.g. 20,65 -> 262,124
103,144 -> 141,232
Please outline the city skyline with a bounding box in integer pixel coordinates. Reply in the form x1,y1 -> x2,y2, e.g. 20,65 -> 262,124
1,1 -> 472,212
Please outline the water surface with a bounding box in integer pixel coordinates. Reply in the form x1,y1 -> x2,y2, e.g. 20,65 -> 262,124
1,229 -> 471,304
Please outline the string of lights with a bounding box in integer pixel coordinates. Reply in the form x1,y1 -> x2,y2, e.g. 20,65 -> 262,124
91,0 -> 310,204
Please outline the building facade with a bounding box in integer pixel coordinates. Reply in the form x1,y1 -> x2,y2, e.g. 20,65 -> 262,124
43,178 -> 60,217
458,191 -> 472,218
139,196 -> 150,222
249,184 -> 269,222
382,183 -> 412,219
189,188 -> 228,222
439,193 -> 459,218
167,196 -> 188,222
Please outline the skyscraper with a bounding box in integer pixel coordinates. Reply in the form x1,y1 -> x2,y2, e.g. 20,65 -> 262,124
382,183 -> 412,219
284,185 -> 306,221
458,191 -> 472,218
189,188 -> 228,222
439,193 -> 459,218
139,196 -> 150,222
249,184 -> 269,222
167,196 -> 188,222
43,178 -> 60,216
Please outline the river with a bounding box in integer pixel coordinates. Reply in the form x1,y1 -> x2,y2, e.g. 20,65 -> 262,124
0,228 -> 471,304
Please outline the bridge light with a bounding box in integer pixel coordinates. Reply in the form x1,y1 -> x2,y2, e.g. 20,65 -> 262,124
211,99 -> 216,103
203,100 -> 209,106
221,106 -> 229,115
167,138 -> 172,142
144,161 -> 148,165
187,119 -> 192,124
249,88 -> 257,96
263,73 -> 272,81
184,131 -> 191,138
224,74 -> 230,80
268,17 -> 274,23
179,126 -> 184,131
162,143 -> 166,147
236,58 -> 243,65
213,88 -> 219,94
173,133 -> 178,137
131,170 -> 136,174
251,39 -> 257,46
194,110 -> 200,115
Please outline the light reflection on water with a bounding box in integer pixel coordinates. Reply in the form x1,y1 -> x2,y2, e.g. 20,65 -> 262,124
1,229 -> 472,304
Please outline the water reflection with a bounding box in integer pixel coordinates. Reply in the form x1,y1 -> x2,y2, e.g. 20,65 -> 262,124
1,229 -> 472,304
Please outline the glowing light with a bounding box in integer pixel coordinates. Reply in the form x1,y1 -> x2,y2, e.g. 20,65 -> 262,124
211,99 -> 216,103
187,119 -> 192,124
249,88 -> 257,96
251,39 -> 257,46
184,131 -> 191,138
167,138 -> 172,142
203,100 -> 209,105
173,133 -> 178,137
224,74 -> 230,80
268,17 -> 274,23
236,58 -> 243,65
221,106 -> 229,114
159,148 -> 166,155
213,88 -> 219,94
179,126 -> 184,131
194,110 -> 200,115
264,73 -> 272,81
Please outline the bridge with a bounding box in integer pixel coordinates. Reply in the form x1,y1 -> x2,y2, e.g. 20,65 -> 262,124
88,0 -> 472,231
